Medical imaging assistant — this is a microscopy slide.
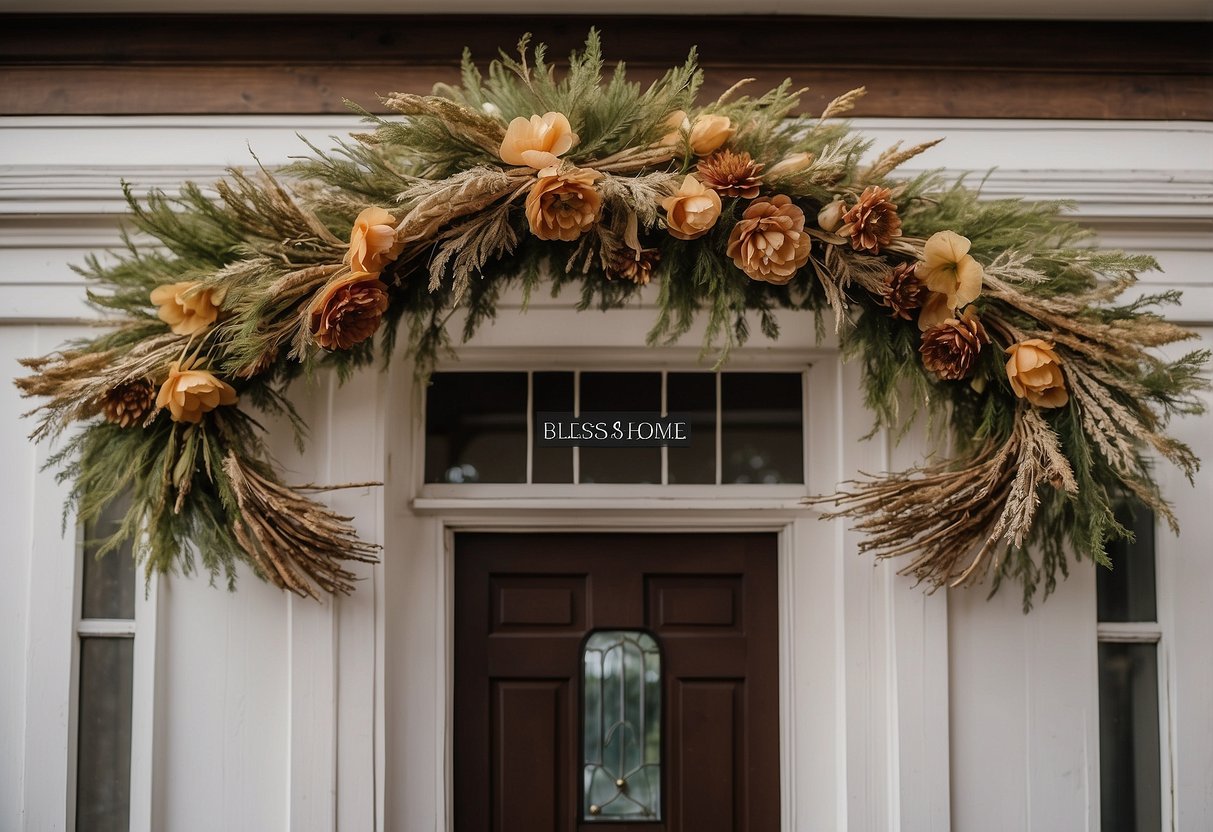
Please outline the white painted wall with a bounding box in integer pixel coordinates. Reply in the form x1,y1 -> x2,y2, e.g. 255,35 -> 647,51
0,116 -> 1208,831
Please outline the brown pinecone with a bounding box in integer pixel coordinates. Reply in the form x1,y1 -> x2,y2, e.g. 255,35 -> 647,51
696,150 -> 765,199
607,247 -> 661,285
101,378 -> 156,428
840,185 -> 903,254
310,273 -> 390,350
880,262 -> 928,320
919,311 -> 988,381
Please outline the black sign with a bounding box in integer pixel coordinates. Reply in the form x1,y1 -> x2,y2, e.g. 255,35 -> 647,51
536,412 -> 692,447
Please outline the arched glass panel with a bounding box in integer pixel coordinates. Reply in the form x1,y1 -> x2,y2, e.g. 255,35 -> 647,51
582,630 -> 662,821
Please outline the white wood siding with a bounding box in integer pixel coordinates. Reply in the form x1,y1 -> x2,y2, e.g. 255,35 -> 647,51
0,116 -> 1209,831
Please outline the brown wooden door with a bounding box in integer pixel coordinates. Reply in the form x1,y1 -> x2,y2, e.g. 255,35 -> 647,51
454,532 -> 779,832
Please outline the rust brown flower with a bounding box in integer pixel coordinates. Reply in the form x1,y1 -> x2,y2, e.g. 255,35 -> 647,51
101,378 -> 156,428
839,186 -> 903,254
726,194 -> 812,285
919,310 -> 989,381
1005,339 -> 1068,408
696,150 -> 764,199
309,271 -> 390,350
880,262 -> 929,321
607,247 -> 661,286
525,165 -> 603,242
155,359 -> 237,424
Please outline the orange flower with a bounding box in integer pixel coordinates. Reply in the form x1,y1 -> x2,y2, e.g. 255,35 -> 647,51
916,231 -> 984,330
688,114 -> 734,156
1005,339 -> 1068,408
659,110 -> 690,146
524,165 -> 603,242
155,359 -> 237,423
767,152 -> 814,179
347,207 -> 403,275
726,195 -> 812,284
309,271 -> 390,350
150,282 -> 225,336
499,112 -> 579,170
660,175 -> 722,241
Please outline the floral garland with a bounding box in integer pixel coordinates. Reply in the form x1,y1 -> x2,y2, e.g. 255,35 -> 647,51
16,33 -> 1207,606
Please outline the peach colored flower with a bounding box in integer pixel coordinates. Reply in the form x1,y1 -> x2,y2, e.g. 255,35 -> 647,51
499,111 -> 579,169
660,175 -> 722,241
916,231 -> 984,330
347,207 -> 403,275
524,165 -> 603,242
767,152 -> 814,179
726,194 -> 812,284
1005,339 -> 1069,408
659,110 -> 690,146
817,200 -> 845,232
155,359 -> 237,423
150,282 -> 225,337
689,114 -> 734,156
309,271 -> 390,350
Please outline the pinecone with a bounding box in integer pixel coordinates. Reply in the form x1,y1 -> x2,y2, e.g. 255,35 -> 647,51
696,150 -> 765,199
840,185 -> 903,254
101,378 -> 156,428
607,247 -> 661,285
919,311 -> 988,381
880,262 -> 928,320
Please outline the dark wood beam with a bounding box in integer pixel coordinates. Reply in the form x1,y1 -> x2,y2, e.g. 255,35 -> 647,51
1,14 -> 1210,119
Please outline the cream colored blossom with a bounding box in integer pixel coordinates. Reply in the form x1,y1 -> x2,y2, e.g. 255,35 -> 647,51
689,114 -> 734,156
150,282 -> 225,336
660,175 -> 722,241
347,207 -> 403,275
499,112 -> 578,169
1005,339 -> 1069,408
916,231 -> 984,330
155,359 -> 237,423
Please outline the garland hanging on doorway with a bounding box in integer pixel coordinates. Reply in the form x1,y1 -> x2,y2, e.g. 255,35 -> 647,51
15,32 -> 1207,607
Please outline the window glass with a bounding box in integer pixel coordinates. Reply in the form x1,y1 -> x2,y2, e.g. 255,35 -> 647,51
424,372 -> 527,483
1097,504 -> 1157,623
666,372 -> 716,484
81,497 -> 135,620
76,637 -> 134,832
1098,642 -> 1162,832
578,372 -> 661,484
583,631 -> 662,821
532,372 -> 574,484
720,372 -> 803,484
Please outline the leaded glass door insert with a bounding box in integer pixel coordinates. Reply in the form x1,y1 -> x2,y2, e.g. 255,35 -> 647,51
582,631 -> 662,820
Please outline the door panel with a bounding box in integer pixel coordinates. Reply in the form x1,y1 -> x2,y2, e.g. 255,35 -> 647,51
454,533 -> 779,831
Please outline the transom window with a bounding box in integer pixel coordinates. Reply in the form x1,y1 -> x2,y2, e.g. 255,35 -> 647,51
424,370 -> 805,485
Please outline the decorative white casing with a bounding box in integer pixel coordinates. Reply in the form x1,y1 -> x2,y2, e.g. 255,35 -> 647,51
0,116 -> 1209,832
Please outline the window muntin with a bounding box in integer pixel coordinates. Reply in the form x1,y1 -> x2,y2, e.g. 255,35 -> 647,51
424,370 -> 805,485
582,631 -> 662,821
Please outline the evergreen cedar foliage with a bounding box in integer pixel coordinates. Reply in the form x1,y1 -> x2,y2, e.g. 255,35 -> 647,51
15,33 -> 1208,608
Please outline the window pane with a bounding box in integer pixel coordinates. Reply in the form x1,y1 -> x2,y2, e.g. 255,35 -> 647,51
578,373 -> 661,484
76,637 -> 134,832
721,372 -> 804,484
1099,642 -> 1162,832
1098,504 -> 1157,623
667,373 -> 716,484
533,372 -> 574,484
424,372 -> 527,483
81,496 -> 135,621
583,631 -> 661,821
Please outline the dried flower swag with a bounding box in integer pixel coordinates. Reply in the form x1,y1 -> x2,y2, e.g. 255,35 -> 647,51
15,32 -> 1207,606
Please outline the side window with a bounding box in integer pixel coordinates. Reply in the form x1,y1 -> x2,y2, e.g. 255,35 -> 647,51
73,498 -> 135,832
1097,502 -> 1164,832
